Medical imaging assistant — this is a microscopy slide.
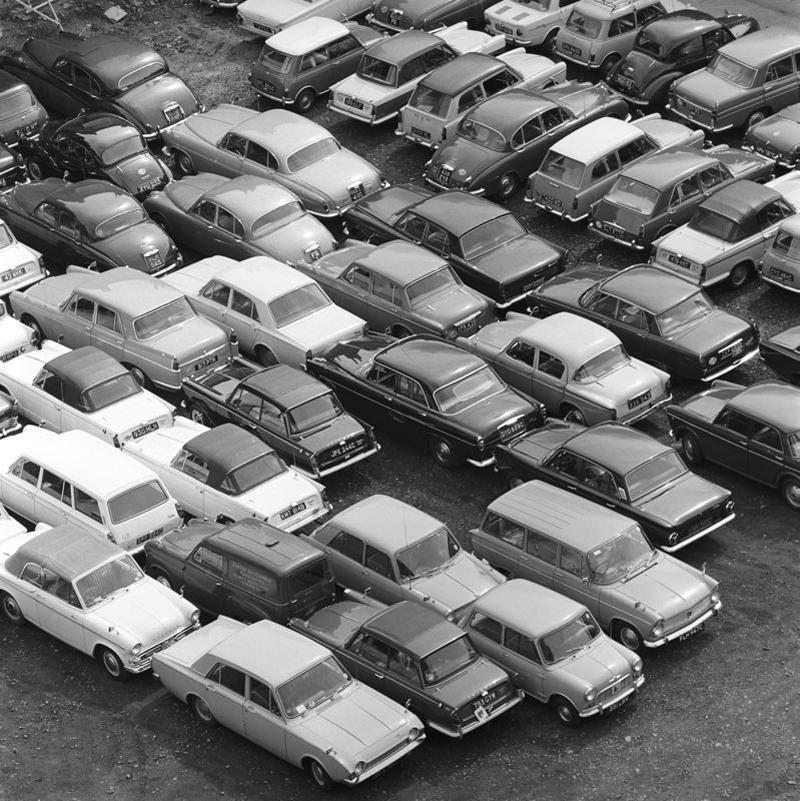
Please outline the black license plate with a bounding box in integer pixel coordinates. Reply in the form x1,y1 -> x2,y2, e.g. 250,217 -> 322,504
15,123 -> 36,138
1,267 -> 26,283
678,622 -> 704,642
1,349 -> 20,363
305,245 -> 322,261
131,421 -> 161,439
680,100 -> 700,117
348,183 -> 365,202
499,419 -> 526,441
137,527 -> 163,546
138,179 -> 160,194
720,340 -> 743,359
411,126 -> 430,139
562,42 -> 582,56
344,96 -> 364,110
144,250 -> 164,271
328,438 -> 363,459
436,167 -> 452,185
598,221 -> 624,236
627,390 -> 652,410
280,501 -> 307,521
163,105 -> 184,124
194,354 -> 219,371
615,75 -> 635,91
668,253 -> 692,269
540,193 -> 562,207
770,266 -> 794,282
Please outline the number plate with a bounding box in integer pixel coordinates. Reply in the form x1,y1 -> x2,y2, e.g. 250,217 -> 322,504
499,418 -> 526,441
719,340 -> 743,359
627,390 -> 652,410
667,253 -> 692,270
1,348 -> 20,363
344,96 -> 365,110
473,704 -> 489,721
193,354 -> 219,371
329,438 -> 363,459
137,178 -> 160,195
131,421 -> 161,439
615,75 -> 635,91
678,622 -> 705,642
280,501 -> 307,521
597,220 -> 624,236
136,527 -> 163,546
348,183 -> 366,202
163,105 -> 184,125
410,126 -> 431,139
436,166 -> 452,185
1,267 -> 26,283
540,193 -> 562,207
305,245 -> 322,262
562,42 -> 582,56
679,99 -> 701,117
604,693 -> 632,714
143,250 -> 164,271
770,266 -> 794,282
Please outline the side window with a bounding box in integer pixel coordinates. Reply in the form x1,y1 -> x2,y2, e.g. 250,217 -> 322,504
230,387 -> 263,421
581,463 -> 617,496
95,305 -> 121,333
483,513 -> 525,549
72,66 -> 100,93
766,56 -> 794,82
609,12 -> 636,36
421,45 -> 453,72
20,562 -> 44,585
40,370 -> 64,400
457,85 -> 484,114
559,544 -> 585,577
221,133 -> 247,157
468,612 -> 502,643
541,107 -> 567,131
40,470 -> 69,504
12,458 -> 40,487
217,208 -> 244,238
395,375 -> 427,406
560,0 -> 578,6
260,399 -> 283,426
483,70 -> 517,97
615,301 -> 647,330
53,59 -> 73,79
759,200 -> 794,229
230,290 -> 255,318
635,3 -> 664,26
178,451 -> 211,483
537,350 -> 565,379
73,487 -> 103,523
364,545 -> 394,579
246,141 -> 279,170
506,340 -> 536,367
344,264 -> 371,291
716,409 -> 754,437
73,297 -> 95,322
249,678 -> 281,716
618,137 -> 654,166
697,164 -> 729,192
773,231 -> 795,254
209,664 -> 246,696
504,628 -> 541,663
591,152 -> 620,179
396,214 -> 427,241
367,364 -> 396,390
191,545 -> 225,574
587,292 -> 618,318
57,212 -> 81,240
512,117 -> 543,148
201,280 -> 231,307
546,449 -> 583,480
399,56 -> 427,84
328,530 -> 364,562
423,224 -> 450,256
327,36 -> 359,59
524,530 -> 558,564
371,273 -> 400,305
53,576 -> 80,607
227,558 -> 278,599
388,649 -> 421,685
194,200 -> 217,223
671,173 -> 702,206
702,28 -> 728,54
358,634 -> 391,666
752,424 -> 781,451
300,47 -> 329,72
796,53 -> 800,73
673,36 -> 704,61
36,202 -> 59,228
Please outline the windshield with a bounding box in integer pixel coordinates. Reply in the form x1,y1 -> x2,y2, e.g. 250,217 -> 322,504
421,637 -> 478,685
409,84 -> 449,116
118,62 -> 165,90
286,138 -> 340,173
456,118 -> 506,151
0,222 -> 13,248
587,526 -> 654,585
258,46 -> 293,73
108,480 -> 168,524
689,207 -> 741,242
358,55 -> 397,86
433,366 -> 505,414
460,214 -> 526,260
565,9 -> 603,39
268,284 -> 329,327
99,135 -> 145,166
278,656 -> 350,718
0,88 -> 35,119
75,554 -> 143,608
81,373 -> 141,411
287,394 -> 341,434
250,201 -> 304,237
540,152 -> 585,187
288,560 -> 330,596
514,0 -> 548,8
656,292 -> 714,336
396,527 -> 460,579
95,208 -> 147,239
707,53 -> 756,88
223,453 -> 286,494
407,267 -> 459,306
625,450 -> 686,500
573,344 -> 629,381
773,230 -> 800,258
540,611 -> 601,663
606,177 -> 660,215
133,297 -> 195,339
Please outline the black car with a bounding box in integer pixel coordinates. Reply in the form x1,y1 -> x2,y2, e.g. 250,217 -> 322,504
306,333 -> 545,468
0,32 -> 202,141
343,184 -> 565,308
605,11 -> 760,108
760,325 -> 800,384
18,113 -> 171,199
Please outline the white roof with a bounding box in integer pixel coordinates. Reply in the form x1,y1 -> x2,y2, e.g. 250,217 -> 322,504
524,312 -> 619,368
215,256 -> 316,298
266,17 -> 350,56
547,117 -> 640,163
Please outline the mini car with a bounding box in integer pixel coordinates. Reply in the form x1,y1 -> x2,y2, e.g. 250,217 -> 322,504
0,144 -> 26,192
161,105 -> 384,218
343,184 -> 565,308
471,481 -> 722,651
163,255 -> 366,368
759,215 -> 800,294
666,380 -> 800,510
485,0 -> 581,51
456,311 -> 671,425
368,0 -> 500,31
9,266 -> 236,394
0,342 -> 175,446
759,326 -> 800,385
249,18 -> 385,114
295,240 -> 495,339
0,298 -> 37,364
328,24 -> 505,126
144,518 -> 336,623
652,176 -> 800,288
495,420 -> 735,552
306,334 -> 546,468
588,146 -> 775,250
237,0 -> 374,38
0,33 -> 202,141
529,263 -> 760,382
151,617 -> 425,789
143,173 -> 336,264
604,10 -> 760,108
526,113 -> 705,222
669,29 -> 800,132
0,524 -> 199,680
291,600 -> 522,736
122,421 -> 329,533
0,178 -> 182,276
397,51 -> 567,149
18,113 -> 171,199
742,102 -> 800,169
459,579 -> 644,726
0,69 -> 48,147
0,219 -> 45,297
0,426 -> 182,552
306,494 -> 505,613
423,82 -> 630,200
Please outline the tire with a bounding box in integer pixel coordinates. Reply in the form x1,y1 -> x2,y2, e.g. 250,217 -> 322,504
746,109 -> 768,129
506,473 -> 525,491
551,696 -> 580,727
189,694 -> 217,726
188,402 -> 212,426
729,261 -> 751,289
294,88 -> 316,114
614,621 -> 642,652
561,405 -> 586,426
174,151 -> 195,176
781,477 -> 800,510
306,758 -> 334,791
255,346 -> 277,367
681,430 -> 704,467
21,315 -> 44,345
600,55 -> 621,79
0,592 -> 25,625
541,29 -> 558,58
25,157 -> 46,181
148,568 -> 174,590
495,172 -> 519,201
392,325 -> 413,339
98,647 -> 129,682
127,365 -> 151,390
429,437 -> 463,469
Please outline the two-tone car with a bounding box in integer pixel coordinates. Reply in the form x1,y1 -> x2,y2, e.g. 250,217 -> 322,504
0,68 -> 48,146
306,334 -> 546,468
484,0 -> 581,52
759,325 -> 800,385
236,0 -> 374,38
368,0 -> 500,31
742,102 -> 800,170
0,219 -> 45,297
456,311 -> 671,425
759,215 -> 800,294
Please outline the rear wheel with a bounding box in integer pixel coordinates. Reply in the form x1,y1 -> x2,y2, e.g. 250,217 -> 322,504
600,54 -> 621,79
188,402 -> 212,426
429,437 -> 463,469
781,477 -> 800,510
190,695 -> 217,726
681,431 -> 704,467
255,346 -> 277,367
294,88 -> 316,114
495,172 -> 519,201
746,109 -> 768,129
391,325 -> 413,339
127,365 -> 151,390
541,29 -> 559,58
148,568 -> 174,590
174,150 -> 195,176
25,157 -> 46,181
729,261 -> 752,289
551,696 -> 580,727
561,404 -> 586,426
20,315 -> 43,344
0,592 -> 24,625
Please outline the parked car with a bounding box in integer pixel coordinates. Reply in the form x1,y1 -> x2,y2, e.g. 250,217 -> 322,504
0,33 -> 202,141
495,420 -> 735,552
307,334 -> 546,468
122,421 -> 329,533
368,0 -> 500,31
742,102 -> 800,169
526,113 -> 705,222
248,18 -> 386,114
291,600 -> 522,737
669,29 -> 800,132
605,10 -> 759,108
295,240 -> 495,339
456,311 -> 671,425
471,480 -> 722,651
0,298 -> 37,363
143,174 -> 336,265
759,325 -> 800,385
306,495 -> 505,613
0,68 -> 48,147
9,266 -> 237,394
0,524 -> 199,679
343,185 -> 565,308
163,255 -> 366,368
0,380 -> 20,439
157,619 -> 426,790
423,82 -> 630,200
0,144 -> 26,192
161,104 -> 384,218
459,579 -> 644,725
651,176 -> 800,288
588,146 -> 775,251
759,215 -> 800,294
237,0 -> 374,38
0,178 -> 182,276
18,113 -> 171,200
0,219 -> 45,297
0,426 -> 182,552
183,358 -> 379,480
484,0 -> 581,51
397,50 -> 567,149
328,25 -> 505,126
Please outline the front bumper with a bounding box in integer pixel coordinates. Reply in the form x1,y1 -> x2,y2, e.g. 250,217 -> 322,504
580,675 -> 645,718
643,600 -> 722,648
342,732 -> 425,785
128,620 -> 200,673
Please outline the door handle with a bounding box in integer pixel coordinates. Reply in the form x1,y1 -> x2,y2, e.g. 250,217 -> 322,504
373,672 -> 384,680
566,485 -> 577,492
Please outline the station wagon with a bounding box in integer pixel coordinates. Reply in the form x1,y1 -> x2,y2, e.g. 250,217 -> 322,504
759,214 -> 800,293
0,69 -> 48,147
485,0 -> 581,51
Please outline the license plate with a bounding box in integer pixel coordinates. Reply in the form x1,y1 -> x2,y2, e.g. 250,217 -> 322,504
131,421 -> 160,439
194,354 -> 219,371
499,418 -> 526,441
456,316 -> 479,335
719,340 -> 743,359
627,390 -> 652,410
615,75 -> 635,91
562,42 -> 582,56
1,348 -> 19,363
1,267 -> 26,283
144,250 -> 164,271
305,245 -> 322,261
136,527 -> 163,546
667,253 -> 692,270
436,166 -> 452,185
678,622 -> 704,642
604,694 -> 631,714
473,704 -> 489,722
15,123 -> 36,138
770,266 -> 794,282
494,23 -> 513,35
540,193 -> 562,207
344,96 -> 364,110
680,99 -> 701,117
348,183 -> 365,202
138,179 -> 160,194
163,105 -> 184,124
598,221 -> 624,236
328,438 -> 363,459
410,126 -> 430,139
280,501 -> 307,521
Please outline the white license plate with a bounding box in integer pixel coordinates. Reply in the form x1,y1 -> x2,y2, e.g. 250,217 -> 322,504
136,527 -> 163,546
1,267 -> 26,283
720,340 -> 743,359
473,704 -> 489,721
280,501 -> 306,521
499,419 -> 525,441
348,183 -> 365,202
678,622 -> 704,642
562,43 -> 582,56
1,348 -> 19,363
540,193 -> 562,207
627,390 -> 652,410
770,267 -> 794,282
131,421 -> 160,439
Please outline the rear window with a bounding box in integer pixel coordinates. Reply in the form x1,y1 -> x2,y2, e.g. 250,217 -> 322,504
258,46 -> 293,73
540,152 -> 585,187
409,84 -> 449,116
268,284 -> 330,327
688,208 -> 743,242
99,135 -> 145,166
108,480 -> 168,523
773,230 -> 800,257
133,297 -> 195,339
606,176 -> 660,214
118,61 -> 165,90
358,56 -> 397,86
457,118 -> 506,151
81,374 -> 141,411
286,138 -> 340,173
0,88 -> 35,119
288,560 -> 331,595
707,54 -> 757,88
94,208 -> 147,239
407,267 -> 459,306
250,201 -> 304,236
222,453 -> 287,495
565,9 -> 603,38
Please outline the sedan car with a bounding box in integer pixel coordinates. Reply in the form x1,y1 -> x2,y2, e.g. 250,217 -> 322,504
0,33 -> 201,141
0,68 -> 48,147
529,263 -> 760,382
9,266 -> 236,393
759,325 -> 800,385
161,104 -> 384,218
485,0 -> 581,50
0,178 -> 182,276
163,255 -> 366,368
368,0 -> 500,31
0,218 -> 45,297
0,524 -> 199,680
343,184 -> 565,308
456,311 -> 671,426
0,299 -> 37,364
295,240 -> 494,339
306,494 -> 504,614
423,82 -> 630,200
237,0 -> 374,38
143,173 -> 336,264
742,102 -> 800,169
759,216 -> 800,294
494,420 -> 735,552
151,617 -> 425,789
306,334 -> 546,468
291,600 -> 522,737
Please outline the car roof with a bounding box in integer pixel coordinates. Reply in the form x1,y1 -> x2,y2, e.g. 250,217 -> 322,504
46,179 -> 142,233
522,312 -> 619,366
565,423 -> 670,475
365,29 -> 443,64
421,53 -> 505,95
698,180 -> 781,221
468,89 -> 554,135
0,68 -> 30,95
230,109 -> 328,153
205,175 -> 297,222
778,214 -> 800,238
185,423 -> 274,489
58,113 -> 141,152
727,381 -> 800,431
601,264 -> 698,314
719,29 -> 800,67
46,345 -> 128,392
356,241 -> 447,286
74,266 -> 184,317
242,364 -> 328,410
266,17 -> 351,56
638,10 -> 719,47
412,191 -> 506,236
620,149 -> 717,189
60,34 -> 165,84
572,0 -> 646,20
365,601 -> 463,658
205,256 -> 313,297
377,336 -> 486,388
548,117 -> 641,162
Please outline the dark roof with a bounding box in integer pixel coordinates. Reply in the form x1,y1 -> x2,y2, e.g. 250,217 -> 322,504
602,264 -> 699,315
638,10 -> 719,48
242,364 -> 328,410
58,113 -> 142,154
364,601 -> 462,658
622,149 -> 719,190
364,29 -> 443,65
413,191 -> 506,237
377,336 -> 485,389
727,381 -> 800,431
698,180 -> 781,221
46,179 -> 142,231
60,34 -> 166,88
46,346 -> 128,395
185,423 -> 273,489
0,68 -> 30,95
565,423 -> 671,476
422,53 -> 504,95
468,89 -> 554,136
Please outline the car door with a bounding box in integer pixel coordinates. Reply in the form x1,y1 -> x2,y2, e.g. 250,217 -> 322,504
2,457 -> 41,520
41,59 -> 87,116
53,208 -> 90,269
213,207 -> 247,259
360,543 -> 404,603
762,55 -> 800,115
390,373 -> 431,445
498,626 -> 545,700
182,543 -> 227,613
323,529 -> 368,593
663,170 -> 705,230
23,202 -> 63,262
757,200 -> 796,253
552,543 -> 597,611
243,678 -> 287,758
359,364 -> 399,427
494,340 -> 536,399
204,663 -> 247,733
510,116 -> 545,181
243,140 -> 281,182
747,423 -> 785,487
227,385 -> 269,438
576,460 -> 625,512
367,272 -> 404,334
168,449 -> 209,519
325,35 -> 364,87
472,511 -> 528,577
611,300 -> 649,355
24,368 -> 65,429
531,348 -> 567,413
329,262 -> 369,319
31,568 -> 86,650
69,485 -> 107,537
91,305 -> 126,365
215,133 -> 249,177
541,449 -> 587,493
59,295 -> 95,349
520,528 -> 560,588
195,279 -> 231,330
706,408 -> 752,473
33,469 -> 71,527
385,647 -> 429,714
188,200 -> 221,255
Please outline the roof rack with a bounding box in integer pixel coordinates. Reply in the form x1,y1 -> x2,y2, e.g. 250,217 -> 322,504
590,0 -> 637,8
14,0 -> 63,29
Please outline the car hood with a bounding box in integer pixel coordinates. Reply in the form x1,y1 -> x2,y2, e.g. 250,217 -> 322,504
149,317 -> 228,361
667,308 -> 751,353
106,153 -> 168,196
291,153 -> 380,206
429,139 -> 499,187
239,0 -> 312,27
535,265 -> 611,307
406,551 -> 499,614
560,637 -> 633,689
426,658 -> 510,709
635,471 -> 730,527
746,116 -> 800,154
676,72 -> 746,108
115,74 -> 199,133
333,74 -> 395,105
250,217 -> 337,264
637,117 -> 703,150
278,305 -> 366,355
472,235 -> 561,282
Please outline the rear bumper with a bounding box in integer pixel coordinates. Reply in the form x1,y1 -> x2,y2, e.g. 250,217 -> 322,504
661,513 -> 735,553
700,347 -> 759,382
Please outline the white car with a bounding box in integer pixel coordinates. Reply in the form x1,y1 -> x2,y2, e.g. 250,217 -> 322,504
237,0 -> 373,38
0,298 -> 37,363
0,523 -> 200,680
0,427 -> 182,552
0,341 -> 175,446
0,219 -> 46,297
485,0 -> 580,49
122,419 -> 330,533
163,255 -> 366,368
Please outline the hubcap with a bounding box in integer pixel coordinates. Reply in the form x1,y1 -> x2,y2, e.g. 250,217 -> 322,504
103,651 -> 121,677
620,627 -> 640,650
3,596 -> 20,620
434,441 -> 451,463
786,483 -> 800,507
311,763 -> 326,786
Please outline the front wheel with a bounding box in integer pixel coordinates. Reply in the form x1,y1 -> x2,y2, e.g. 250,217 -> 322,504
99,647 -> 130,682
429,437 -> 463,469
0,592 -> 25,625
681,431 -> 704,467
190,695 -> 217,726
781,477 -> 800,510
306,759 -> 334,791
600,54 -> 621,79
174,150 -> 195,176
391,325 -> 413,339
495,172 -> 519,201
561,405 -> 586,426
541,29 -> 558,58
614,621 -> 642,652
294,88 -> 316,114
551,696 -> 580,727
127,365 -> 152,390
188,402 -> 212,427
25,157 -> 46,181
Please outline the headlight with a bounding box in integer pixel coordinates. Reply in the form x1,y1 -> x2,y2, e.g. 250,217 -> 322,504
353,761 -> 366,776
191,609 -> 201,624
584,687 -> 597,703
131,643 -> 143,657
407,727 -> 420,742
633,657 -> 643,675
710,590 -> 720,604
651,619 -> 664,638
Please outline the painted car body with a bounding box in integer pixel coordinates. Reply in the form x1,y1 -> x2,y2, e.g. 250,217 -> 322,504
485,0 -> 581,49
369,0 -> 500,31
759,215 -> 800,293
759,325 -> 800,384
237,0 -> 374,38
0,68 -> 48,147
0,298 -> 37,364
743,102 -> 800,169
0,219 -> 45,298
0,145 -> 27,192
